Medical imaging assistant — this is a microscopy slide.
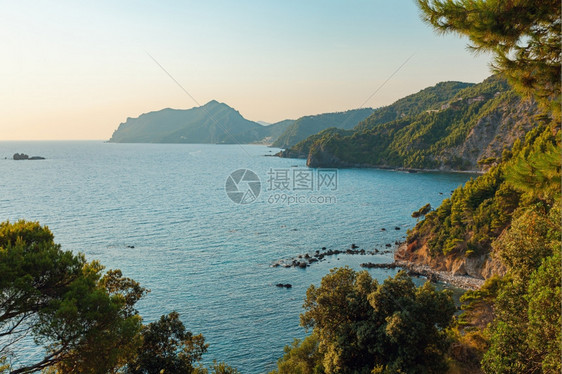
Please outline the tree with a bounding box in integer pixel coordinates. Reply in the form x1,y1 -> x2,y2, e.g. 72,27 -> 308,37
0,220 -> 146,373
525,251 -> 561,373
482,202 -> 561,373
297,268 -> 456,374
367,272 -> 456,374
411,203 -> 431,220
269,333 -> 323,374
0,220 -> 239,373
417,0 -> 561,116
301,267 -> 379,374
125,311 -> 207,374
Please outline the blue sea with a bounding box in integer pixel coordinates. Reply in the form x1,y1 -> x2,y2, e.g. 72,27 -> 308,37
0,141 -> 473,373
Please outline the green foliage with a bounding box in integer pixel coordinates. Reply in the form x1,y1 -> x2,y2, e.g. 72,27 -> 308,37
280,268 -> 456,374
525,251 -> 562,373
355,81 -> 474,132
412,203 -> 431,219
505,136 -> 561,204
492,205 -> 557,281
285,127 -> 353,159
417,0 -> 561,117
272,109 -> 373,149
301,267 -> 378,374
0,220 -> 145,373
408,124 -> 559,258
125,311 -> 208,374
0,220 -> 237,374
198,361 -> 241,374
481,202 -> 561,373
407,2 -> 562,373
269,333 -> 324,374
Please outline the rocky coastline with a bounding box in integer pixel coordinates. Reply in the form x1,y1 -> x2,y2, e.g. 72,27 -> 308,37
393,260 -> 484,290
272,241 -> 486,290
394,242 -> 490,290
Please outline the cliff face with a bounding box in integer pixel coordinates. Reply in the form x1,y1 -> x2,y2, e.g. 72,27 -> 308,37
394,242 -> 505,280
432,94 -> 536,172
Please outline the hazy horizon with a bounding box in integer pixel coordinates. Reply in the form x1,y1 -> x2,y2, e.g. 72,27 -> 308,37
1,0 -> 492,140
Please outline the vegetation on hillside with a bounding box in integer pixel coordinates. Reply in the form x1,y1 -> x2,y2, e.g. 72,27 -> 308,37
271,109 -> 374,149
299,76 -> 536,170
354,81 -> 473,132
408,123 -> 559,258
409,3 -> 561,370
285,80 -> 477,161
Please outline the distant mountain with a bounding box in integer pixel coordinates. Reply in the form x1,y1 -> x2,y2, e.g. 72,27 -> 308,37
109,101 -> 371,147
109,101 -> 266,144
280,76 -> 537,172
271,108 -> 374,149
230,119 -> 295,145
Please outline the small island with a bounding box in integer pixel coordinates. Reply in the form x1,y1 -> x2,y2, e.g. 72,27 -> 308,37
13,153 -> 45,160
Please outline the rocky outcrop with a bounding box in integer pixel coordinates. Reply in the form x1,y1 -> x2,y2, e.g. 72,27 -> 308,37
275,148 -> 308,159
394,242 -> 505,280
434,95 -> 536,171
307,148 -> 351,168
13,153 -> 45,160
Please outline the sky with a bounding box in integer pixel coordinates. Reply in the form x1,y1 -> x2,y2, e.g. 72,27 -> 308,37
0,0 -> 493,140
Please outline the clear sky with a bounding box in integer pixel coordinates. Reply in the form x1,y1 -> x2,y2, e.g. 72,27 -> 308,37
1,0 -> 493,140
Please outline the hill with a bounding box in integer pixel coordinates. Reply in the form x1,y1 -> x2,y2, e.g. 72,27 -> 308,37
281,76 -> 538,172
109,100 -> 267,144
271,108 -> 374,148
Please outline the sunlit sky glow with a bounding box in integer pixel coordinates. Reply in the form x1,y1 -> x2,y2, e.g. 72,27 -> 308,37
1,0 -> 493,140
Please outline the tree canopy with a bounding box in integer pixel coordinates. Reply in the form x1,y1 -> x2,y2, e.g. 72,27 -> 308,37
273,268 -> 456,374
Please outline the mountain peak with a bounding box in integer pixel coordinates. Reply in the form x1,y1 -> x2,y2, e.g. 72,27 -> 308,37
202,100 -> 223,108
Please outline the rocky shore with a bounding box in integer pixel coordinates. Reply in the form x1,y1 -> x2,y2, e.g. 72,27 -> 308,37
393,260 -> 484,290
359,260 -> 484,290
271,241 -> 486,290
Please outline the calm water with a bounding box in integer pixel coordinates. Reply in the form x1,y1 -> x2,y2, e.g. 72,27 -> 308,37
0,141 -> 472,373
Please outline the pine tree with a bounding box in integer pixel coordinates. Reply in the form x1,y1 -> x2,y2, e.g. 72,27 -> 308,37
417,0 -> 561,117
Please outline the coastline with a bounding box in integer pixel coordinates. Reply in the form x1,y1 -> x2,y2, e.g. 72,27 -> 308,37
275,150 -> 485,175
394,259 -> 485,290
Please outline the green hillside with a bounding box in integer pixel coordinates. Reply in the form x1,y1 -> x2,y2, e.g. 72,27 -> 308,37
271,108 -> 374,148
285,76 -> 537,172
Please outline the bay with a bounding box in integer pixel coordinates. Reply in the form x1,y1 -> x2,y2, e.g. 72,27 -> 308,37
0,141 -> 472,373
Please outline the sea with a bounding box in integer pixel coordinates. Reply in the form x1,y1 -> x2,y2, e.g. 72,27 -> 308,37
0,141 -> 473,373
